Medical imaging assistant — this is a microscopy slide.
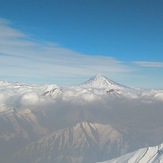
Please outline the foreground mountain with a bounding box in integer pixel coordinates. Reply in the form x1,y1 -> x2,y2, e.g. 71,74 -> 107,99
13,121 -> 128,163
98,142 -> 163,163
0,75 -> 163,163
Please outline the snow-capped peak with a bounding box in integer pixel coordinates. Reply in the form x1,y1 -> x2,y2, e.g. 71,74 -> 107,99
42,84 -> 62,98
80,74 -> 125,89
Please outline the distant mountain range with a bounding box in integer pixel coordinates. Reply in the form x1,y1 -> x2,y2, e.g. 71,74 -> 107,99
0,75 -> 163,163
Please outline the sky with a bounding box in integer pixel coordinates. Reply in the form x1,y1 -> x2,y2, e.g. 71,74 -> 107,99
0,0 -> 163,88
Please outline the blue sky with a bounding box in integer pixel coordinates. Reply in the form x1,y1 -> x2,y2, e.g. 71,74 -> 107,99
0,0 -> 163,88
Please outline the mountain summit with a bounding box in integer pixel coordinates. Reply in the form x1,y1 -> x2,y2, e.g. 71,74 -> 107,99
81,74 -> 125,89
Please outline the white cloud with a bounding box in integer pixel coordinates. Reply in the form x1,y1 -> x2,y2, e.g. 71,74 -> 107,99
134,61 -> 163,68
0,18 -> 133,83
20,92 -> 40,106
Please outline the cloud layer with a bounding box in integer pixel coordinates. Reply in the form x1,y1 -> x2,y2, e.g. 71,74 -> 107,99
134,61 -> 163,68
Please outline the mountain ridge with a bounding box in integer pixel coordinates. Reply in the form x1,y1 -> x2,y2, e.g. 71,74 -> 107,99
13,121 -> 126,163
98,142 -> 163,163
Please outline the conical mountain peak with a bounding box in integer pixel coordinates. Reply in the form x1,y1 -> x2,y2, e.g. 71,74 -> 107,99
81,74 -> 125,89
92,74 -> 109,81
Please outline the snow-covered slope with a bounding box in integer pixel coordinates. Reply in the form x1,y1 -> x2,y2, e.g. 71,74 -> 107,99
78,74 -> 141,99
98,143 -> 163,163
80,74 -> 126,89
42,84 -> 62,98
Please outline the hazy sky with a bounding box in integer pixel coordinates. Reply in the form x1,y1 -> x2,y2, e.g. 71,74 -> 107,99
0,0 -> 163,88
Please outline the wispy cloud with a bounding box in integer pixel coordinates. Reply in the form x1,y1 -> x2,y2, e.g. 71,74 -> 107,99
1,18 -> 163,88
0,18 -> 133,84
134,61 -> 163,68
